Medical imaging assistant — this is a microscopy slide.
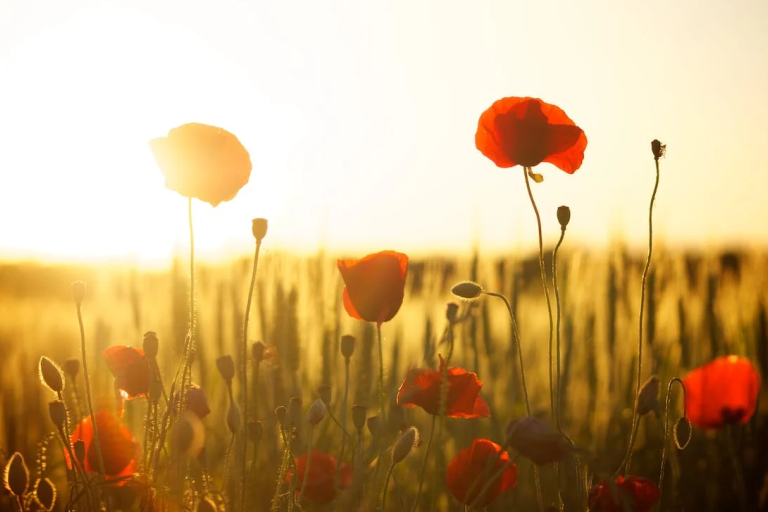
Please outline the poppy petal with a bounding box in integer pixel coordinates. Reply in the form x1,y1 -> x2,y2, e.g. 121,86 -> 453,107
337,251 -> 408,324
447,439 -> 517,507
342,287 -> 364,321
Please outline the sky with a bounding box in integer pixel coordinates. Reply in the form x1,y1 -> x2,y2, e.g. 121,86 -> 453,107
0,0 -> 767,264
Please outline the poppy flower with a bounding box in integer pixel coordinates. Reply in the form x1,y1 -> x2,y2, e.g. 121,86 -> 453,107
475,97 -> 587,173
103,346 -> 151,400
588,476 -> 660,512
446,438 -> 518,507
397,355 -> 490,418
683,355 -> 760,429
68,409 -> 140,485
285,450 -> 352,504
505,416 -> 572,465
337,251 -> 408,325
149,123 -> 252,207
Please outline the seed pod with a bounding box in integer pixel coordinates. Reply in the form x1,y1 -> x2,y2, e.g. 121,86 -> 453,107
48,400 -> 67,431
71,281 -> 86,305
39,357 -> 64,394
252,218 -> 268,241
317,385 -> 331,406
651,139 -> 666,160
392,427 -> 419,464
352,404 -> 366,431
251,341 -> 266,363
143,331 -> 159,360
216,355 -> 235,383
63,359 -> 80,380
4,452 -> 29,496
557,206 -> 571,229
451,281 -> 483,300
445,302 -> 459,324
307,399 -> 326,426
34,478 -> 56,511
275,406 -> 288,428
340,335 -> 355,359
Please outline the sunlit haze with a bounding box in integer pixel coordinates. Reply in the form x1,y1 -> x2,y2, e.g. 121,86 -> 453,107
1,0 -> 767,264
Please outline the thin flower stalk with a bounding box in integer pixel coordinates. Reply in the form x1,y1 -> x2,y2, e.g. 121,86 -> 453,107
376,323 -> 386,422
411,415 -> 437,512
658,377 -> 686,509
295,425 -> 315,508
335,357 -> 351,493
467,457 -> 518,511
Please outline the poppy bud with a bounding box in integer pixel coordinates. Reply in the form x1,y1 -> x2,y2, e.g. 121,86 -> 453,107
505,417 -> 571,466
173,410 -> 205,459
637,375 -> 660,417
252,218 -> 268,241
48,400 -> 67,431
216,355 -> 235,383
392,426 -> 419,464
185,384 -> 211,419
4,452 -> 29,496
34,477 -> 56,512
251,341 -> 266,363
445,302 -> 459,324
63,359 -> 80,380
275,406 -> 288,428
317,385 -> 332,406
197,498 -> 218,512
307,399 -> 326,426
73,440 -> 85,467
451,281 -> 483,300
39,357 -> 64,394
651,139 -> 666,160
71,281 -> 86,305
366,415 -> 382,437
340,335 -> 355,359
674,417 -> 692,450
248,420 -> 263,444
143,331 -> 159,360
289,397 -> 303,428
557,206 -> 571,230
226,401 -> 241,435
352,404 -> 366,431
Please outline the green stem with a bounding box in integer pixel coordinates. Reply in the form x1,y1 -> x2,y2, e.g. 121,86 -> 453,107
75,302 -> 110,511
296,425 -> 315,508
552,227 -> 566,509
381,462 -> 395,511
658,377 -> 685,510
241,239 -> 263,511
376,323 -> 386,422
622,157 -> 661,476
336,357 -> 351,493
412,415 -> 437,512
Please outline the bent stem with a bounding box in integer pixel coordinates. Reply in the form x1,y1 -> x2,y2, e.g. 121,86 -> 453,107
658,377 -> 686,509
412,415 -> 437,512
241,238 -> 263,510
621,157 -> 661,476
381,461 -> 396,511
75,301 -> 109,510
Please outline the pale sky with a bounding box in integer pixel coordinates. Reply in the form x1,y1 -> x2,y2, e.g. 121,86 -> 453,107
0,0 -> 767,264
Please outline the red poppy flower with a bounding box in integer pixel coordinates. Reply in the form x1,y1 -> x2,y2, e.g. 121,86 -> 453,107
475,97 -> 587,173
588,476 -> 660,512
446,438 -> 518,507
505,416 -> 572,466
683,355 -> 760,429
68,409 -> 140,485
149,123 -> 252,207
337,250 -> 408,325
285,450 -> 352,504
397,355 -> 491,418
103,346 -> 150,400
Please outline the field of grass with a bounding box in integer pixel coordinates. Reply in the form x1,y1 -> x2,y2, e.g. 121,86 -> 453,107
0,245 -> 766,511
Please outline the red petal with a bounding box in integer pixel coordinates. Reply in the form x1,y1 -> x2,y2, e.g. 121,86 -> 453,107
102,346 -> 145,376
446,439 -> 517,507
286,451 -> 342,504
342,287 -> 364,321
337,251 -> 408,323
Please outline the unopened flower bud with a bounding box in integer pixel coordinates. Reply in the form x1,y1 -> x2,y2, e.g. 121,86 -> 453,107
73,440 -> 85,467
172,410 -> 205,459
275,406 -> 288,428
143,331 -> 159,360
252,218 -> 268,241
63,359 -> 80,380
216,355 -> 235,383
307,399 -> 326,426
48,400 -> 67,431
637,375 -> 660,417
71,281 -> 86,305
674,416 -> 692,450
366,415 -> 382,437
445,302 -> 459,324
557,206 -> 571,230
352,404 -> 367,431
340,335 -> 355,359
247,420 -> 263,444
392,426 -> 419,464
39,357 -> 64,394
317,385 -> 331,406
185,384 -> 211,419
35,477 -> 56,512
651,139 -> 666,160
289,397 -> 303,428
451,281 -> 483,300
251,341 -> 266,363
4,452 -> 29,496
505,416 -> 571,466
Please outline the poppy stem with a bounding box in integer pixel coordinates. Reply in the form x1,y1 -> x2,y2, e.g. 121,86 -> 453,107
622,156 -> 661,476
75,301 -> 110,512
467,456 -> 518,511
522,166 -> 556,423
553,227 -> 566,431
411,414 -> 437,512
270,427 -> 293,512
296,425 -> 314,509
241,238 -> 263,511
725,424 -> 748,510
658,377 -> 685,510
376,323 -> 386,422
335,357 -> 351,494
381,461 -> 396,511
